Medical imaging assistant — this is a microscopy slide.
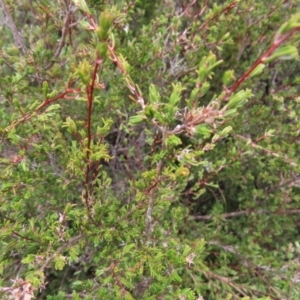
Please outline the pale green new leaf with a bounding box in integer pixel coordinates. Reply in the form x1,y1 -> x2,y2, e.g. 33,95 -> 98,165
249,64 -> 265,78
226,89 -> 252,109
263,45 -> 298,63
169,82 -> 185,106
149,84 -> 161,103
72,0 -> 91,14
128,114 -> 146,125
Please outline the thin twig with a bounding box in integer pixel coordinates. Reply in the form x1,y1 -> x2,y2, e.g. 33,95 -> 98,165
235,134 -> 297,167
194,209 -> 300,221
224,26 -> 300,99
40,234 -> 83,271
45,6 -> 74,70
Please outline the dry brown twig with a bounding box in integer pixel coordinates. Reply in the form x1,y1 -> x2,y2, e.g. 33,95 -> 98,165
0,278 -> 35,300
0,0 -> 27,54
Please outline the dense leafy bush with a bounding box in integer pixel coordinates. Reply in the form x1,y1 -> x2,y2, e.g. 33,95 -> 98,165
1,0 -> 300,299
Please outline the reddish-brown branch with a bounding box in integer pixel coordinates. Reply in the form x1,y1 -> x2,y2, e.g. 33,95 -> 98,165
87,13 -> 98,29
194,0 -> 208,19
82,54 -> 103,226
224,27 -> 300,100
12,231 -> 35,241
249,0 -> 288,28
111,261 -> 127,298
191,1 -> 238,41
37,88 -> 79,112
108,45 -> 126,74
84,55 -> 101,188
12,88 -> 79,128
108,45 -> 144,107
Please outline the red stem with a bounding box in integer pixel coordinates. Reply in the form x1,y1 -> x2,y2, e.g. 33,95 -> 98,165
14,88 -> 79,127
37,89 -> 78,111
192,1 -> 238,40
84,54 -> 101,194
225,27 -> 300,99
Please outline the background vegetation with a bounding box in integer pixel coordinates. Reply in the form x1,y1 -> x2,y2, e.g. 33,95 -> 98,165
1,0 -> 300,299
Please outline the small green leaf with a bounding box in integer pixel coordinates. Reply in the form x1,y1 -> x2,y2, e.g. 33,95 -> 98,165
123,243 -> 135,254
175,166 -> 190,177
263,45 -> 298,63
12,98 -> 20,109
79,20 -> 93,30
72,291 -> 81,300
149,84 -> 161,103
223,108 -> 237,117
266,129 -> 275,137
98,10 -> 114,40
212,134 -> 220,143
29,100 -> 40,110
165,135 -> 182,149
103,275 -> 113,284
248,64 -> 265,78
69,247 -> 79,263
226,89 -> 252,109
177,150 -> 201,166
54,255 -> 66,270
189,88 -> 200,102
22,254 -> 35,264
200,82 -> 210,97
128,115 -> 146,125
197,52 -> 223,81
12,73 -> 22,84
195,239 -> 206,254
76,59 -> 91,85
96,268 -> 106,277
195,124 -> 212,137
97,42 -> 108,59
170,270 -> 182,282
42,81 -> 49,97
220,126 -> 233,137
96,118 -> 113,135
222,70 -> 235,86
47,90 -> 59,98
118,54 -> 130,73
169,82 -> 185,106
63,116 -> 77,133
73,0 -> 91,14
45,104 -> 61,112
274,13 -> 300,41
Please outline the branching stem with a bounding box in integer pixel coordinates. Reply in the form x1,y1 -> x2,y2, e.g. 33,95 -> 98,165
224,27 -> 300,99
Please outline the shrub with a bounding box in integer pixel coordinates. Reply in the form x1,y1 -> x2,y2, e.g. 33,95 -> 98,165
1,0 -> 300,299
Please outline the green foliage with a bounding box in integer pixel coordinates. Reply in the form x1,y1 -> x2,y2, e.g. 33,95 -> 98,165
1,0 -> 300,299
